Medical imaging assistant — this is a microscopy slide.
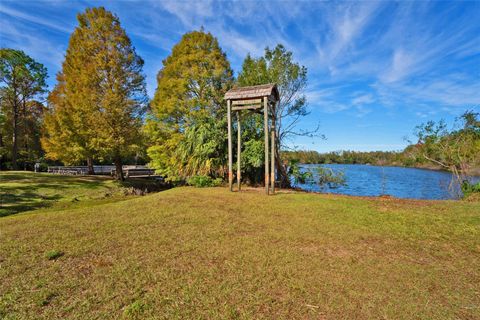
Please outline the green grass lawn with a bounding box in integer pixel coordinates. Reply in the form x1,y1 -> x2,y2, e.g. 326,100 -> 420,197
1,172 -> 479,319
0,171 -> 129,217
0,171 -> 165,217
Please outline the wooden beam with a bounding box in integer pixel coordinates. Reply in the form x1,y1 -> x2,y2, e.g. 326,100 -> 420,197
271,105 -> 275,194
237,111 -> 241,191
231,99 -> 263,105
231,105 -> 262,111
227,99 -> 233,191
264,96 -> 269,195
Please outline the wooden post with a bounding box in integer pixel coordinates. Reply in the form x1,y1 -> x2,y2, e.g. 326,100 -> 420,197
264,96 -> 269,195
227,99 -> 233,191
271,102 -> 275,194
236,111 -> 241,191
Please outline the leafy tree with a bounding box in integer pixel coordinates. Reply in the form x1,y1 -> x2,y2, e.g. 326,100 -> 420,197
42,7 -> 147,180
42,73 -> 86,166
175,117 -> 227,178
0,109 -> 6,167
0,48 -> 47,169
413,110 -> 480,194
147,30 -> 233,181
237,44 -> 319,187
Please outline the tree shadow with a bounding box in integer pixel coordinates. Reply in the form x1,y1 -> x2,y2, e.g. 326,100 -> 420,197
0,173 -> 170,217
0,173 -> 112,217
0,191 -> 62,217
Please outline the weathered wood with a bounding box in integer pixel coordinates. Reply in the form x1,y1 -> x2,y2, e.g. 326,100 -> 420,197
231,105 -> 263,111
237,111 -> 241,191
268,95 -> 277,103
224,84 -> 280,101
226,84 -> 279,195
231,99 -> 263,105
227,99 -> 233,191
264,97 -> 269,195
271,105 -> 275,193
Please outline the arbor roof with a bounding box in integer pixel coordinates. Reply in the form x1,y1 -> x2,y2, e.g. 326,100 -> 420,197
224,83 -> 279,101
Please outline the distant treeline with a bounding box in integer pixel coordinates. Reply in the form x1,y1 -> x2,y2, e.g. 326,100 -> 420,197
282,147 -> 423,167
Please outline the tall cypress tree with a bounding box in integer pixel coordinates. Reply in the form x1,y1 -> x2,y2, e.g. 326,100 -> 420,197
42,7 -> 147,179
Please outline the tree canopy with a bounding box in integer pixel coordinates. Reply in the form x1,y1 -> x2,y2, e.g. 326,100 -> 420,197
237,44 -> 314,187
42,7 -> 147,179
0,48 -> 47,170
147,30 -> 233,181
413,110 -> 480,185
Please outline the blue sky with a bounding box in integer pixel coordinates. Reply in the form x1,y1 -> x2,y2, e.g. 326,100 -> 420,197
1,0 -> 479,152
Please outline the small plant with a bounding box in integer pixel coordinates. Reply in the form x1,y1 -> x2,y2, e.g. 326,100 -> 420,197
123,299 -> 146,318
45,250 -> 64,260
37,292 -> 57,306
187,175 -> 222,188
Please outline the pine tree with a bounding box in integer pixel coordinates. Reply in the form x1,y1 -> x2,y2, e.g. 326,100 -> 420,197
42,7 -> 147,179
147,30 -> 233,181
0,49 -> 47,170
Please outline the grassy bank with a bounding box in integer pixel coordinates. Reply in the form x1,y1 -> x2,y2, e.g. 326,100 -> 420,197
1,173 -> 479,319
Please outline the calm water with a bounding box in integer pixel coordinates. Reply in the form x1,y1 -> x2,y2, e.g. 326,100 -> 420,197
293,164 -> 477,200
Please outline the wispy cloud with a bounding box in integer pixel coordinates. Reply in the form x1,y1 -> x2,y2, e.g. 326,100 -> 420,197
352,93 -> 375,106
0,22 -> 65,70
0,4 -> 71,33
1,0 -> 478,151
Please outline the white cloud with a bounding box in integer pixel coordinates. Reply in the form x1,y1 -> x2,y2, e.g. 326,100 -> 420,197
381,49 -> 416,83
159,0 -> 214,28
352,93 -> 375,106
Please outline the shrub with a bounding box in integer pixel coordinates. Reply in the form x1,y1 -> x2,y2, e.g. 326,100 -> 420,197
288,159 -> 313,184
316,166 -> 347,189
288,160 -> 346,189
187,175 -> 222,188
461,181 -> 480,198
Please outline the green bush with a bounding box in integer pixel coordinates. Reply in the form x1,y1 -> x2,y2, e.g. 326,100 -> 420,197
288,159 -> 313,184
187,176 -> 223,188
316,166 -> 347,189
461,181 -> 480,198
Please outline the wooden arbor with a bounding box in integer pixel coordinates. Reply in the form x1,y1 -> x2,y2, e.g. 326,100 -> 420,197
224,84 -> 280,194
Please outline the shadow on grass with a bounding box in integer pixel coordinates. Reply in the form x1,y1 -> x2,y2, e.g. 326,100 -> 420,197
0,172 -> 171,217
0,172 -> 110,217
120,178 -> 172,193
0,191 -> 62,217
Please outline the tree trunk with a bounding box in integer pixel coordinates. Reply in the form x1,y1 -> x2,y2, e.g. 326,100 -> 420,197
22,99 -> 29,171
0,131 -> 4,170
12,101 -> 19,170
86,157 -> 95,175
114,156 -> 124,181
274,136 -> 291,188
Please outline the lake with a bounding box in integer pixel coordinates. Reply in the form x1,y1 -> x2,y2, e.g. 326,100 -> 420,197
293,164 -> 477,200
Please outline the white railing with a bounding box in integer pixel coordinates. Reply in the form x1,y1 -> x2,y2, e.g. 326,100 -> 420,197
47,165 -> 151,176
